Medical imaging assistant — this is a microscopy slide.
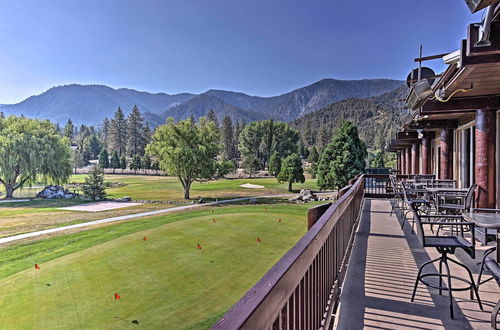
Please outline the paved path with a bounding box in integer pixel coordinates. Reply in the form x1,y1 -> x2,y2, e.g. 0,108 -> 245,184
0,194 -> 293,245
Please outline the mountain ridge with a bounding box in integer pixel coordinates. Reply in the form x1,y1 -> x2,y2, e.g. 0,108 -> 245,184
0,79 -> 404,126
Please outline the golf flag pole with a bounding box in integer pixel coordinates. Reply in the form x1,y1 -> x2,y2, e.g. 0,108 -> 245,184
34,264 -> 40,281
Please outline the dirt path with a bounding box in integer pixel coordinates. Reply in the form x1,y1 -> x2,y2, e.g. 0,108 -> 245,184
0,194 -> 293,245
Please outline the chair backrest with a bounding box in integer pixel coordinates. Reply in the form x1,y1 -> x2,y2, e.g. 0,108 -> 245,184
408,202 -> 426,245
465,184 -> 478,210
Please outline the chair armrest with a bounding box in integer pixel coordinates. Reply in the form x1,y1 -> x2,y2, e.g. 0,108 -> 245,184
419,214 -> 463,220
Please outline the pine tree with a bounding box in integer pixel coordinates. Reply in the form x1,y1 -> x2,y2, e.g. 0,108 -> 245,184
309,146 -> 319,163
142,154 -> 152,174
277,153 -> 305,192
371,150 -> 385,168
63,119 -> 75,140
317,121 -> 367,190
242,155 -> 260,178
110,107 -> 127,155
110,150 -> 120,174
120,154 -> 127,173
268,151 -> 282,176
221,116 -> 235,160
82,165 -> 106,201
101,117 -> 111,148
127,105 -> 147,156
207,109 -> 219,128
98,149 -> 109,168
129,154 -> 142,174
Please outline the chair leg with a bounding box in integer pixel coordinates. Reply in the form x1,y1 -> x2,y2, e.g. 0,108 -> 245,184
448,257 -> 484,311
478,247 -> 496,287
411,256 -> 441,302
439,259 -> 443,296
492,299 -> 500,330
441,257 -> 455,319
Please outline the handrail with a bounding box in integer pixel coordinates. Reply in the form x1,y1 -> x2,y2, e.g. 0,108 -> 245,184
212,175 -> 365,329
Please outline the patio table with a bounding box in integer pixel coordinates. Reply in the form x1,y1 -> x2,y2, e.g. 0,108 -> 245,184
462,212 -> 500,260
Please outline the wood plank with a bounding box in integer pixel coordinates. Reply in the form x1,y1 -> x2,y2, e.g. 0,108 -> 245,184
421,95 -> 500,112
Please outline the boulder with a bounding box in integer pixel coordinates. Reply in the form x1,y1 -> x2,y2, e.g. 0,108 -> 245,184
291,189 -> 318,203
37,185 -> 76,199
116,196 -> 132,202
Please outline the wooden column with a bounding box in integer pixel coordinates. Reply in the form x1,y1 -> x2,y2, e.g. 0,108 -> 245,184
411,143 -> 419,174
400,150 -> 405,174
440,129 -> 452,179
475,109 -> 497,208
396,151 -> 400,173
421,137 -> 431,174
406,147 -> 412,175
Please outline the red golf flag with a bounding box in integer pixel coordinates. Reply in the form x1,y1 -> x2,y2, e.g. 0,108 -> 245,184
34,264 -> 40,270
212,218 -> 217,223
115,292 -> 121,300
256,237 -> 261,243
143,236 -> 147,241
197,243 -> 202,250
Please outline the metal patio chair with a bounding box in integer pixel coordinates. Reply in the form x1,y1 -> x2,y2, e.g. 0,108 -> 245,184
409,201 -> 483,319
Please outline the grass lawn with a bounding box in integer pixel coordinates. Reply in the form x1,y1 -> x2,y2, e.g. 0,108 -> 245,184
70,174 -> 317,201
0,203 -> 314,329
0,199 -> 175,239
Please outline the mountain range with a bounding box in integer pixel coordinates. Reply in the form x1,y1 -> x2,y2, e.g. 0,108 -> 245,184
0,79 -> 403,126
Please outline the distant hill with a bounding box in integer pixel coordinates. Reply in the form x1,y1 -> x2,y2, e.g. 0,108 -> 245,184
292,86 -> 408,150
0,84 -> 195,126
0,79 -> 403,126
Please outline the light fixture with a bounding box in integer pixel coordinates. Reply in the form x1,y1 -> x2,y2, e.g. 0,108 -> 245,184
417,129 -> 424,139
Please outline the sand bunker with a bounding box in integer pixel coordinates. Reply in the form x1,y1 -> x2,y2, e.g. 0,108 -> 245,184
59,201 -> 142,212
240,183 -> 265,189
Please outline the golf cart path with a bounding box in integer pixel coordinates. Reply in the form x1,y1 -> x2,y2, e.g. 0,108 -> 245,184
0,194 -> 294,245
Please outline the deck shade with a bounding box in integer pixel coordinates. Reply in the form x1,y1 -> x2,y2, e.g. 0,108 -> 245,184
475,109 -> 497,208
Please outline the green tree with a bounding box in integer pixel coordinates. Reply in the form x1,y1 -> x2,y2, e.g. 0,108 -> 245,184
151,160 -> 160,175
147,117 -> 230,199
73,148 -> 85,173
63,119 -> 75,140
242,155 -> 260,178
98,148 -> 109,168
206,109 -> 219,128
308,146 -> 319,163
85,134 -> 102,159
127,105 -> 147,156
221,116 -> 235,160
120,154 -> 127,173
101,117 -> 111,148
129,154 -> 142,174
371,150 -> 385,168
82,165 -> 106,201
238,120 -> 299,169
277,153 -> 305,192
268,151 -> 282,176
110,150 -> 120,174
110,107 -> 127,155
142,154 -> 152,174
317,121 -> 367,190
0,116 -> 72,198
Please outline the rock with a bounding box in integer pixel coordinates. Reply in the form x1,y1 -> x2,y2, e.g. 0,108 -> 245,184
37,185 -> 76,199
291,189 -> 318,203
116,196 -> 132,202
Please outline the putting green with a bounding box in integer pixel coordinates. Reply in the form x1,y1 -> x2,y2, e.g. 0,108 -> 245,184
0,204 -> 309,329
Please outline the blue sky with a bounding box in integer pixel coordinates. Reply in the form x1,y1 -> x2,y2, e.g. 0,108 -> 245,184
0,0 -> 481,103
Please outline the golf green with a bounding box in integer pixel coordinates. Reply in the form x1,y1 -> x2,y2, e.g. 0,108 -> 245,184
0,204 -> 310,329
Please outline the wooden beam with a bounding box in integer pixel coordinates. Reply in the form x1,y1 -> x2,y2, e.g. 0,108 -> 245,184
421,95 -> 500,113
407,120 -> 458,130
414,53 -> 450,62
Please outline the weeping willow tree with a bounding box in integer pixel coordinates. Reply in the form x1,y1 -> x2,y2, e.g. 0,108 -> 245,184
0,116 -> 73,198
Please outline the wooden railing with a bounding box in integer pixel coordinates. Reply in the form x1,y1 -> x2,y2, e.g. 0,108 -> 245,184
212,175 -> 365,329
364,174 -> 409,197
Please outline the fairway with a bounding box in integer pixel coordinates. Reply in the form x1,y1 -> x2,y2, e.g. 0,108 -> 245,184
70,174 -> 317,201
0,203 -> 311,329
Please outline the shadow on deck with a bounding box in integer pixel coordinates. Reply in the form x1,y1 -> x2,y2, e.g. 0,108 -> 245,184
335,198 -> 498,329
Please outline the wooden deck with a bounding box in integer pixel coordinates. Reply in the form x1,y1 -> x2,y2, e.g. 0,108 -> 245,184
335,198 -> 498,329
